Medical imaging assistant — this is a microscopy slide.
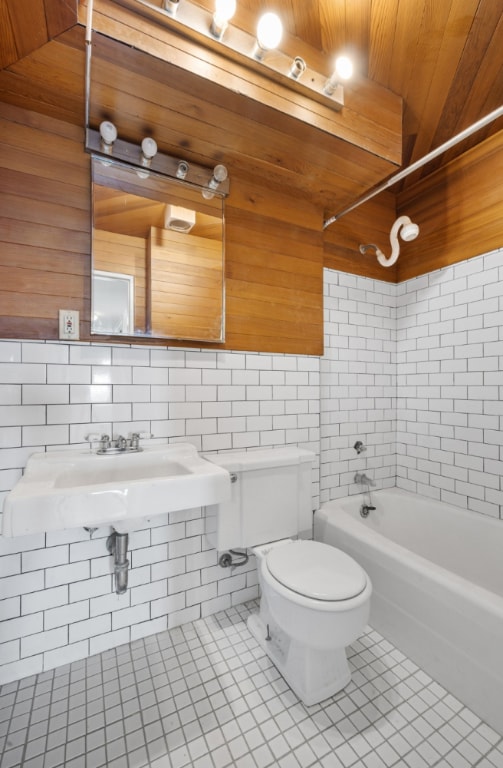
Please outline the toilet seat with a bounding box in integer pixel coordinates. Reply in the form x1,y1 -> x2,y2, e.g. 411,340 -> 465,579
266,540 -> 367,601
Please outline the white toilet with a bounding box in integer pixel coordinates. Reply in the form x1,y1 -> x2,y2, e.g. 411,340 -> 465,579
205,447 -> 372,706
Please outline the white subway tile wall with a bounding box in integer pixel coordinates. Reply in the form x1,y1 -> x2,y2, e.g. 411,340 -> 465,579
1,247 -> 502,684
0,346 -> 320,684
396,249 -> 503,517
321,270 -> 397,503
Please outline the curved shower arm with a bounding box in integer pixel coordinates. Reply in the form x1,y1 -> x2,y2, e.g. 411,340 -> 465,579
376,215 -> 412,267
359,215 -> 417,268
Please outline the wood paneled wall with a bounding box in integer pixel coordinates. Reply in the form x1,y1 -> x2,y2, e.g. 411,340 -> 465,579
2,104 -> 499,355
0,103 -> 90,340
396,130 -> 503,281
323,191 -> 398,283
0,103 -> 324,355
323,130 -> 503,283
0,0 -> 78,69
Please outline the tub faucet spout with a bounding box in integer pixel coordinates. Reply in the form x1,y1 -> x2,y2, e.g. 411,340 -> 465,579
354,472 -> 375,486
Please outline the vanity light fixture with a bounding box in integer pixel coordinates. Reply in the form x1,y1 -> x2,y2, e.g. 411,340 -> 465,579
86,127 -> 230,197
323,55 -> 354,96
202,163 -> 228,199
140,137 -> 158,167
114,0 -> 352,110
99,120 -> 117,154
210,0 -> 236,40
253,12 -> 283,60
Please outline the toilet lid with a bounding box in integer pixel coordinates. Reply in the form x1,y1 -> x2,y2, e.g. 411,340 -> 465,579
266,540 -> 367,601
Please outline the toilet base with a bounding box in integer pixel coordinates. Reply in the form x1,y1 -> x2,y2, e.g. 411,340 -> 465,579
247,612 -> 352,706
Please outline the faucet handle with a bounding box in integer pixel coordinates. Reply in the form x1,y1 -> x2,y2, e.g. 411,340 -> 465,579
85,433 -> 111,452
86,433 -> 109,450
131,431 -> 154,441
130,431 -> 154,450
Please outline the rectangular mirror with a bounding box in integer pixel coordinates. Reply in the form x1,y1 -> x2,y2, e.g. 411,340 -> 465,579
91,156 -> 225,342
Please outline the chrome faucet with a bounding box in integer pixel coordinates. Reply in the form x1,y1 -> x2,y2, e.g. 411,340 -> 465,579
86,432 -> 153,454
354,472 -> 375,486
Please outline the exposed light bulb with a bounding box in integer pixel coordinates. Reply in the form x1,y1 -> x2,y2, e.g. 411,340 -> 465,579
99,121 -> 117,154
202,164 -> 228,199
211,164 -> 228,186
211,0 -> 236,39
140,137 -> 158,167
335,55 -> 353,81
323,54 -> 354,96
254,12 -> 283,59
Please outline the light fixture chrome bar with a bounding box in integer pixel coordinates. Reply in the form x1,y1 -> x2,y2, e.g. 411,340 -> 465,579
85,128 -> 230,196
323,105 -> 503,229
111,0 -> 346,111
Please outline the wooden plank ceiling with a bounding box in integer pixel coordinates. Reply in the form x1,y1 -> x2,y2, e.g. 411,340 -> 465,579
0,0 -> 502,215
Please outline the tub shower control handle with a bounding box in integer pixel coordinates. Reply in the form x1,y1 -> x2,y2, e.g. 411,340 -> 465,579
360,504 -> 376,518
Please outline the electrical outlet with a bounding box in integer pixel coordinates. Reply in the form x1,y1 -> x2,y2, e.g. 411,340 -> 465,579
59,309 -> 80,340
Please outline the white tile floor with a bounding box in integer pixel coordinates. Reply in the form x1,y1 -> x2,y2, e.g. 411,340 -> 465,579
0,601 -> 502,768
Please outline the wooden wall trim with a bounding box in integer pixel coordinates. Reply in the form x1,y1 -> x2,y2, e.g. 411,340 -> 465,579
396,129 -> 503,282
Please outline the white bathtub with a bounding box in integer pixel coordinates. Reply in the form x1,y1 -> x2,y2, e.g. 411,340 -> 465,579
314,488 -> 503,735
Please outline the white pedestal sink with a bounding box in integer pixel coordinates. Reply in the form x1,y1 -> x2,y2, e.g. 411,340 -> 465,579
2,443 -> 231,536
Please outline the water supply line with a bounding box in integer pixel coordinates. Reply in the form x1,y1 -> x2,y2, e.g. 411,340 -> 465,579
218,549 -> 249,569
323,105 -> 503,230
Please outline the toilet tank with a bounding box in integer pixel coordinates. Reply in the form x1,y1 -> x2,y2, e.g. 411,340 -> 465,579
203,447 -> 315,551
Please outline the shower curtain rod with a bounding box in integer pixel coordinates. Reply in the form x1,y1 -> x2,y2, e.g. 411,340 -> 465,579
323,105 -> 503,230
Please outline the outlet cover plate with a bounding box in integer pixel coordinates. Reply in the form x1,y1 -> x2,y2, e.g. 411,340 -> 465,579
59,309 -> 80,340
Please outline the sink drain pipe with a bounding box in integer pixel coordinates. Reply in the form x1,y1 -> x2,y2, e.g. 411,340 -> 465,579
107,531 -> 129,594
